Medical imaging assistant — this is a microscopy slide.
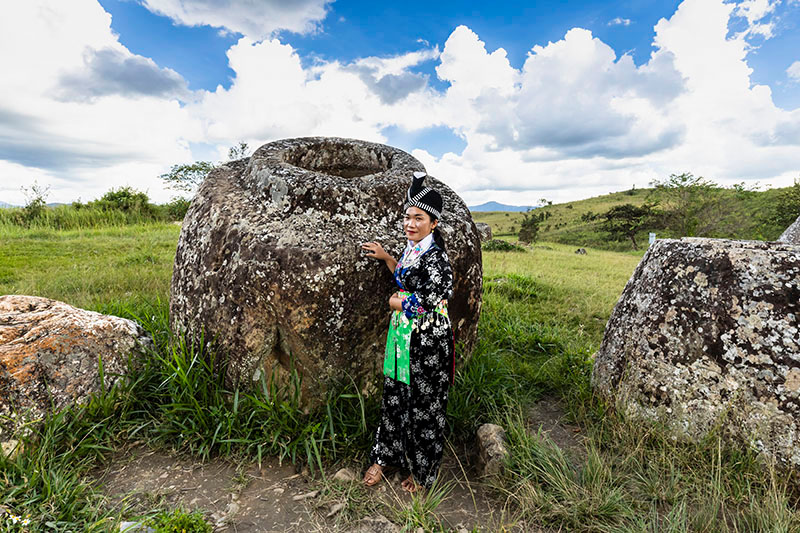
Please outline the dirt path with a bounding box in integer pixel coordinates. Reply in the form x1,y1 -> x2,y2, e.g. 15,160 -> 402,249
92,398 -> 578,531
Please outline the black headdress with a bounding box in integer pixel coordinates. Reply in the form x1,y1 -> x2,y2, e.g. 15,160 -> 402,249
404,171 -> 443,220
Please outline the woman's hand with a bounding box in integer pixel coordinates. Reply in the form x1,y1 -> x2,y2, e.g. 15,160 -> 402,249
389,292 -> 404,311
362,241 -> 390,261
362,242 -> 398,273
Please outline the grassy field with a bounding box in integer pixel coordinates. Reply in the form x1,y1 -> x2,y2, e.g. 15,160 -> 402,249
1,222 -> 798,532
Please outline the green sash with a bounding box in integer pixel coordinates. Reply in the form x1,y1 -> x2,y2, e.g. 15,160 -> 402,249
383,291 -> 449,385
384,290 -> 412,384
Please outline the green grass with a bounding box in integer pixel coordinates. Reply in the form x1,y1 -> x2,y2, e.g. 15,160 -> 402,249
1,223 -> 798,532
0,224 -> 180,310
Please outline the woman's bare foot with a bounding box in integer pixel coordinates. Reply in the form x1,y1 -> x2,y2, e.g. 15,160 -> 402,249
363,464 -> 384,486
401,475 -> 422,493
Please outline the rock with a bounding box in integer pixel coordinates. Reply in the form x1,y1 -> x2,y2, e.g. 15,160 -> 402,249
0,295 -> 151,440
575,248 -> 587,255
592,238 -> 800,469
170,137 -> 483,400
778,214 -> 800,244
119,521 -> 155,533
333,467 -> 357,482
0,439 -> 20,459
326,502 -> 346,518
476,423 -> 508,477
345,515 -> 401,533
475,222 -> 493,242
292,490 -> 319,501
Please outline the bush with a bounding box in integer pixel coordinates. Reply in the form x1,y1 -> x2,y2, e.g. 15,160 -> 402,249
483,239 -> 526,252
90,186 -> 153,214
147,509 -> 212,533
164,196 -> 191,220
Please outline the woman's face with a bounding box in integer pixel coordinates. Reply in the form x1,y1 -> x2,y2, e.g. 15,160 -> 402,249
404,206 -> 437,243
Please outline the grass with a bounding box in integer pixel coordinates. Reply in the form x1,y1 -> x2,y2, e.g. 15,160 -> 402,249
1,222 -> 798,531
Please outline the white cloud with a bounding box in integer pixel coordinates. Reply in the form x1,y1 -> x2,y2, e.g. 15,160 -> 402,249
788,61 -> 800,82
732,0 -> 779,39
608,17 -> 632,26
140,0 -> 333,40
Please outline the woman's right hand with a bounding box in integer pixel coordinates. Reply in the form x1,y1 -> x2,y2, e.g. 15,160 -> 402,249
362,241 -> 389,261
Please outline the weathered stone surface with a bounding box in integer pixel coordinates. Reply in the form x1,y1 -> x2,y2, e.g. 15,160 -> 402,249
475,222 -> 492,242
170,137 -> 483,400
779,214 -> 800,244
0,295 -> 151,439
345,515 -> 401,533
593,238 -> 800,468
476,423 -> 508,477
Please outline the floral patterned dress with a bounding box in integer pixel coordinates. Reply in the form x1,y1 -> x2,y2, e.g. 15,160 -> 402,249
370,242 -> 454,488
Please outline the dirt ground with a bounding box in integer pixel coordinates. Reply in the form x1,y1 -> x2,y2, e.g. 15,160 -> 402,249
93,398 -> 580,532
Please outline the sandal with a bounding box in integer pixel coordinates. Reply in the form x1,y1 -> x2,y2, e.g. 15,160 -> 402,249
363,464 -> 384,486
401,475 -> 422,493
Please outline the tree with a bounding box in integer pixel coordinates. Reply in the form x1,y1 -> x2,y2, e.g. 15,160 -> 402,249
774,177 -> 800,227
228,141 -> 250,160
601,203 -> 654,249
647,172 -> 727,237
519,210 -> 545,244
159,161 -> 216,193
160,141 -> 251,193
21,181 -> 50,222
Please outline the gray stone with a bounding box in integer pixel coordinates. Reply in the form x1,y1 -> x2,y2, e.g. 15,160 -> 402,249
0,295 -> 151,440
119,522 -> 154,533
475,222 -> 492,242
778,214 -> 800,244
593,238 -> 800,469
345,515 -> 401,533
476,423 -> 508,477
170,137 -> 483,401
333,467 -> 357,482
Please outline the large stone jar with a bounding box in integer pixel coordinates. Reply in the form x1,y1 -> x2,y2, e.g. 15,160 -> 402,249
593,238 -> 800,469
170,137 -> 483,401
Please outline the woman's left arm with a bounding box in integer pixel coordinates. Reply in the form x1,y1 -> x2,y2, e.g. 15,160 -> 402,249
400,250 -> 453,319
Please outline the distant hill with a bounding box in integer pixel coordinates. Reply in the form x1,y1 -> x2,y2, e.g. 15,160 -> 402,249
469,201 -> 534,212
472,185 -> 792,251
0,201 -> 19,208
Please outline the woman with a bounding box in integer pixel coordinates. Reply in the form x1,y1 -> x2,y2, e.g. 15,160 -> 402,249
361,171 -> 455,492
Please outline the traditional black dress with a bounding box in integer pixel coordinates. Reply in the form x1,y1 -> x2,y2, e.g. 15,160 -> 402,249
370,237 -> 454,488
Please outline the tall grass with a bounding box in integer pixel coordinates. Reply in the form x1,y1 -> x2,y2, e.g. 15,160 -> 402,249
0,203 -> 186,233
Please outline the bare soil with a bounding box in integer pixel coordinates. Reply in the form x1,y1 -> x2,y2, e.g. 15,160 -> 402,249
92,397 -> 578,532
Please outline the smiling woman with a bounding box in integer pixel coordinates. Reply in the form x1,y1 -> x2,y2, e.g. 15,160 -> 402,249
361,172 -> 456,492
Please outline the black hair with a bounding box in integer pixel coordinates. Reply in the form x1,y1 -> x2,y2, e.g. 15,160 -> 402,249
431,216 -> 446,251
433,227 -> 446,250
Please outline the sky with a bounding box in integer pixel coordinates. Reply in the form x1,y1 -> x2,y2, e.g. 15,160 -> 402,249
2,0 -> 800,207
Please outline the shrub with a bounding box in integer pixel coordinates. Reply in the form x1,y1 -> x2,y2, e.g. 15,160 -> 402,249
483,239 -> 526,252
164,196 -> 191,220
147,509 -> 212,533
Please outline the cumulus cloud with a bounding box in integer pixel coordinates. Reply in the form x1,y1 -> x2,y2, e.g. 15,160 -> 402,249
346,48 -> 440,105
57,47 -> 189,102
608,17 -> 632,26
140,0 -> 333,39
788,61 -> 800,82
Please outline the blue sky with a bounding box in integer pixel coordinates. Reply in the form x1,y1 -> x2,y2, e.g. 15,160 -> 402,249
2,0 -> 799,206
